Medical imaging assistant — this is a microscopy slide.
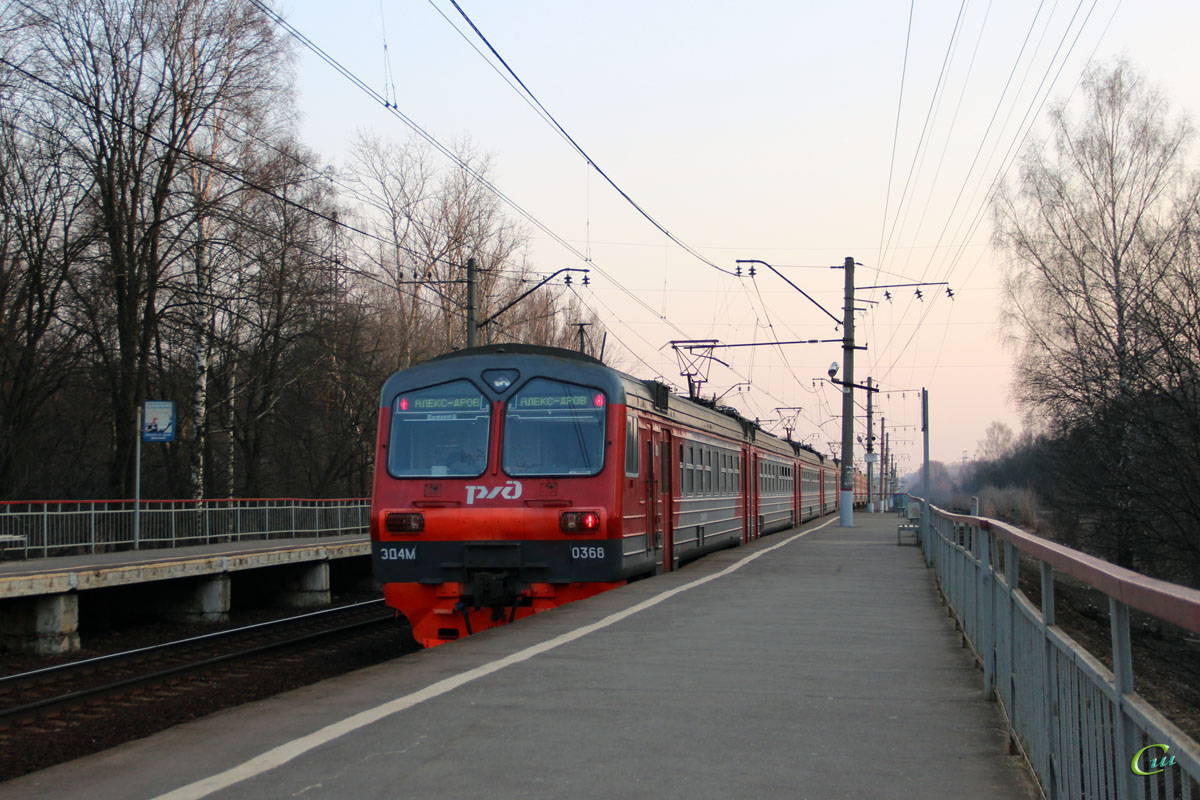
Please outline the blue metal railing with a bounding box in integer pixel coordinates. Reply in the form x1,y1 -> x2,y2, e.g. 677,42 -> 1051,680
0,497 -> 369,558
911,496 -> 1200,800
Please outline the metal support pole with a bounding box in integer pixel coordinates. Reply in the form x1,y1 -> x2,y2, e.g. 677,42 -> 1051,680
1041,562 -> 1061,800
466,256 -> 478,348
881,424 -> 888,511
921,388 -> 931,561
134,405 -> 142,550
866,376 -> 874,512
1110,597 -> 1138,800
839,256 -> 855,527
980,527 -> 995,701
878,417 -> 884,511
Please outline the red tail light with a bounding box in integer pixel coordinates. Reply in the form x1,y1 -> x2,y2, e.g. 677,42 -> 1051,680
385,512 -> 424,533
560,511 -> 600,533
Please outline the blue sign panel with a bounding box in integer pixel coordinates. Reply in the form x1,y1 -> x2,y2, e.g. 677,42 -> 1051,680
143,401 -> 175,442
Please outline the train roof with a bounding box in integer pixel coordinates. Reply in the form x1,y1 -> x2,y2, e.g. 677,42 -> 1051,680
389,344 -> 830,466
425,343 -> 605,367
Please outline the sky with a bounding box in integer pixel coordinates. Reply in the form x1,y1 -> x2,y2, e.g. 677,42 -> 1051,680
276,0 -> 1200,475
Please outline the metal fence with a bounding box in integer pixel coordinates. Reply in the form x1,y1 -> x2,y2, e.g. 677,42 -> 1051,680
0,498 -> 369,558
911,496 -> 1200,800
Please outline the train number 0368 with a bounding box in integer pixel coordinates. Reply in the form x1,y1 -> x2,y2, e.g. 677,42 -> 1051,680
570,546 -> 605,560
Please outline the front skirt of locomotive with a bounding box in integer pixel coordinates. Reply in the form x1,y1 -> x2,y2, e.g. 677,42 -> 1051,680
373,539 -> 627,648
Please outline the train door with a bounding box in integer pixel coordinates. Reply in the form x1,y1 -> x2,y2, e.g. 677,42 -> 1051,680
734,448 -> 744,546
642,423 -> 672,573
748,451 -> 760,541
654,429 -> 673,572
793,462 -> 800,527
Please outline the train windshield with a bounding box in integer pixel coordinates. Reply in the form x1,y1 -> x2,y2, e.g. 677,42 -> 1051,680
388,380 -> 490,478
503,378 -> 606,476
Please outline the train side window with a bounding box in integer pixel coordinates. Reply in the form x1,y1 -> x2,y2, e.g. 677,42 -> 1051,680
704,449 -> 712,494
625,416 -> 639,477
681,446 -> 687,496
685,445 -> 695,496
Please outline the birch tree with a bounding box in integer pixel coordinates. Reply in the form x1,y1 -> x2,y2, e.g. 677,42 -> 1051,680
993,61 -> 1200,569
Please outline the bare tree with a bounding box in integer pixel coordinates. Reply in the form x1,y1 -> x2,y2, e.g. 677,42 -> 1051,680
224,142 -> 338,495
976,421 -> 1016,463
0,88 -> 91,497
346,132 -> 604,360
345,131 -> 433,369
10,0 -> 288,495
993,61 -> 1200,569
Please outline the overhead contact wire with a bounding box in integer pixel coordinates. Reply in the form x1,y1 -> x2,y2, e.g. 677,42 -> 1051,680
444,0 -> 736,277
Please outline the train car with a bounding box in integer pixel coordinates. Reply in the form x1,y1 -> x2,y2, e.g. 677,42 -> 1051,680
822,469 -> 837,515
854,470 -> 868,508
370,344 -> 835,647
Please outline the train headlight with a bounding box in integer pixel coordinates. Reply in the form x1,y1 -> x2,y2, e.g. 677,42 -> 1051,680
560,511 -> 601,533
385,512 -> 425,533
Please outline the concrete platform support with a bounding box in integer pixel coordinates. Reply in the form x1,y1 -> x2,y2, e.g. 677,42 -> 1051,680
163,575 -> 231,624
0,593 -> 81,655
278,562 -> 330,608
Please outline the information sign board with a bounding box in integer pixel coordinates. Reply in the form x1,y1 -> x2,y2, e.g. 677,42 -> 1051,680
143,401 -> 175,442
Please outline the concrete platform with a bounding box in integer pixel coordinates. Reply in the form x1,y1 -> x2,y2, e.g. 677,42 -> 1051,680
0,535 -> 370,596
0,536 -> 370,653
0,514 -> 1039,799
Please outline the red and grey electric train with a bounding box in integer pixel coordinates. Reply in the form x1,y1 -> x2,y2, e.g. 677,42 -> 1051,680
370,344 -> 854,647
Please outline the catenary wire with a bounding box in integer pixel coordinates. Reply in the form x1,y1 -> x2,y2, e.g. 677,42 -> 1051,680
441,0 -> 737,278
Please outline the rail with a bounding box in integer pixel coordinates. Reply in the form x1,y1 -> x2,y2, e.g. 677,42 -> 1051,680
0,497 -> 369,558
0,599 -> 391,727
909,496 -> 1200,800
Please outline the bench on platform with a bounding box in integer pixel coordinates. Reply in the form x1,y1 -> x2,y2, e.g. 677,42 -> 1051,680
0,534 -> 28,558
897,524 -> 920,546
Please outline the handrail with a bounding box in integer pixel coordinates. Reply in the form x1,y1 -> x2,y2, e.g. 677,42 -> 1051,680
934,506 -> 1200,634
0,498 -> 370,558
909,494 -> 1200,800
0,497 -> 367,507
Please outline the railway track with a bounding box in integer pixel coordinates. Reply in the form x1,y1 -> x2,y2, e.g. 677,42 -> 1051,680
0,599 -> 416,780
0,599 -> 392,728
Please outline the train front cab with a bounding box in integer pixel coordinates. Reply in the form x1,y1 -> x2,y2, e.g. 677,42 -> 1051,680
372,354 -> 648,647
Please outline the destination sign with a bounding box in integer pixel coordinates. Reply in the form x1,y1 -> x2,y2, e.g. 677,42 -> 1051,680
396,394 -> 486,413
512,392 -> 603,410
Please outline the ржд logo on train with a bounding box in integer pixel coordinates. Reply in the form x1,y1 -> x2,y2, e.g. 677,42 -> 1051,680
464,480 -> 523,505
